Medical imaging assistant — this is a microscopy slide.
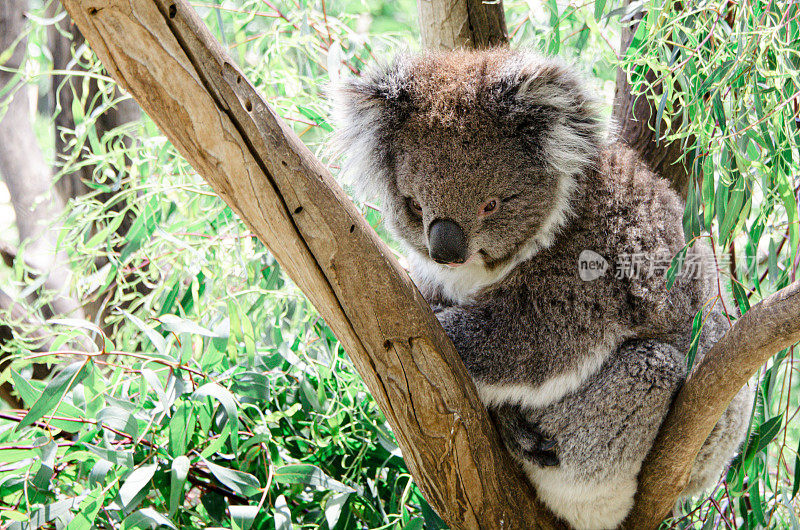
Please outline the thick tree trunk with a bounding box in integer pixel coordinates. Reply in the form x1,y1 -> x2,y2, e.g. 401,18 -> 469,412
0,1 -> 85,321
58,1 -> 561,528
418,0 -> 508,50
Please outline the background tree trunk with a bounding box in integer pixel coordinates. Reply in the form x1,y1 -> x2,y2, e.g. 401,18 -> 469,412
417,0 -> 508,50
0,0 -> 88,407
0,0 -> 84,320
612,5 -> 691,198
47,2 -> 145,329
48,2 -> 140,216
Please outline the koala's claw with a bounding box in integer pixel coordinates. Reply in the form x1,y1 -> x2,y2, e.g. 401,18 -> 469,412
527,448 -> 559,467
522,429 -> 560,467
493,405 -> 560,467
538,436 -> 557,452
516,423 -> 560,467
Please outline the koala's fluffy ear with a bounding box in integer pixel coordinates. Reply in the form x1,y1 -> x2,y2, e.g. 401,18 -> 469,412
495,54 -> 607,179
331,57 -> 412,199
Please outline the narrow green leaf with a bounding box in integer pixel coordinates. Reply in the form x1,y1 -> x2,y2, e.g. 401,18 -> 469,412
16,361 -> 92,431
119,463 -> 158,510
713,93 -> 726,131
65,487 -> 104,529
296,105 -> 333,132
122,310 -> 167,354
89,460 -> 114,487
793,434 -> 800,499
84,442 -> 134,469
666,247 -> 689,289
718,176 -> 745,245
169,456 -> 190,517
158,314 -> 219,337
655,89 -> 669,141
230,505 -> 259,530
97,406 -> 139,440
749,481 -> 767,526
732,280 -> 751,315
593,0 -> 607,20
746,415 -> 783,461
274,464 -> 355,493
20,498 -> 81,529
546,0 -> 560,54
191,383 -> 239,455
10,371 -> 85,432
768,237 -> 778,286
204,460 -> 261,497
169,401 -> 196,458
29,438 -> 58,491
404,518 -> 425,530
686,310 -> 704,370
122,508 -> 177,530
324,493 -> 351,530
274,495 -> 292,530
120,196 -> 161,262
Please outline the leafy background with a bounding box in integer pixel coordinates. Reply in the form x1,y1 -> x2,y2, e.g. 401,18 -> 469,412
0,0 -> 798,528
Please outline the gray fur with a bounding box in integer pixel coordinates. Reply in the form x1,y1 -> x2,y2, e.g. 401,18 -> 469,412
334,49 -> 753,530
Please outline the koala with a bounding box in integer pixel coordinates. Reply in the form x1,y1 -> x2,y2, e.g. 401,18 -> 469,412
334,48 -> 753,530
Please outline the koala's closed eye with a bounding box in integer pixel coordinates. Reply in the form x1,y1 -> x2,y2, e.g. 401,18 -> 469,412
406,197 -> 423,216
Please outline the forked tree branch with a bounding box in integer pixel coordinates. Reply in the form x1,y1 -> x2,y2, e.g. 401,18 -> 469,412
50,1 -> 800,529
58,0 -> 561,527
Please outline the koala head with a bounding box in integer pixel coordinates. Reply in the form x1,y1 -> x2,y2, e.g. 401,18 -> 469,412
333,49 -> 606,299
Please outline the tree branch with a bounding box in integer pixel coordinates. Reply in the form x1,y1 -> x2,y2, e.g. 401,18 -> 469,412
417,0 -> 508,50
624,280 -> 800,528
57,0 -> 561,527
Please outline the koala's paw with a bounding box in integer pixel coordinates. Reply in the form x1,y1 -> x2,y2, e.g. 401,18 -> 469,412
493,405 -> 560,467
518,424 -> 560,467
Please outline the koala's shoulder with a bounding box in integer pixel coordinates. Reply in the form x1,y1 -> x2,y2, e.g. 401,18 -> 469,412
591,143 -> 686,255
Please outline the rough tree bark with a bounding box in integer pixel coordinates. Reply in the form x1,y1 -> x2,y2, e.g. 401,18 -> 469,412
417,0 -> 508,49
58,1 -> 561,528
53,0 -> 800,528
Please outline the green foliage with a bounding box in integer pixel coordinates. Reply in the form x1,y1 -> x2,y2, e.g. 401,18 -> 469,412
0,0 -> 798,528
619,1 -> 800,527
0,304 -> 424,529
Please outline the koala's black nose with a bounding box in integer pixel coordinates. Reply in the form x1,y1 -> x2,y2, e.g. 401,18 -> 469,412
428,218 -> 468,265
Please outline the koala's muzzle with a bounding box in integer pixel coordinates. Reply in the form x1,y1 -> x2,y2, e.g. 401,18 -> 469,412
428,219 -> 468,265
